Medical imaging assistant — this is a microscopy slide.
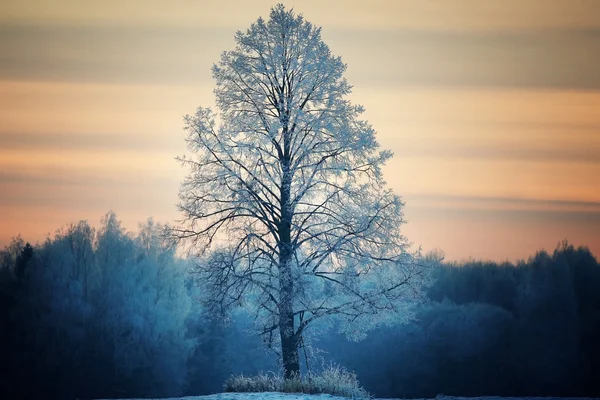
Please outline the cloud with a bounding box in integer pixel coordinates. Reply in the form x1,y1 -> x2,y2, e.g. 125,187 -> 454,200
0,164 -> 180,212
405,193 -> 600,214
0,24 -> 231,84
328,28 -> 600,88
1,24 -> 600,88
5,125 -> 596,164
389,135 -> 600,164
0,131 -> 183,152
3,0 -> 600,32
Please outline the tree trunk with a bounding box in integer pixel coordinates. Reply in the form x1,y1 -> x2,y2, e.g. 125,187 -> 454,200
279,297 -> 300,379
278,200 -> 300,379
278,135 -> 300,379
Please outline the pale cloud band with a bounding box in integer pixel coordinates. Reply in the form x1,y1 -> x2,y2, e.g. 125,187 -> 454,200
1,24 -> 600,88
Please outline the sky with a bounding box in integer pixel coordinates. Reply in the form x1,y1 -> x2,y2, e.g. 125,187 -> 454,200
1,0 -> 599,262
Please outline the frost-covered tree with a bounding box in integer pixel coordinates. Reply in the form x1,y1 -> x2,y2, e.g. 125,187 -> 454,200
176,4 -> 431,378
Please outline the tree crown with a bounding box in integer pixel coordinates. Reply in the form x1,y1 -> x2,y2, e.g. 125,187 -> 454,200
178,4 -> 430,345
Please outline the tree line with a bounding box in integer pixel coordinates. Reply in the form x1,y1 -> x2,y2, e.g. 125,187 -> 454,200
1,213 -> 599,399
320,241 -> 600,398
0,212 -> 194,399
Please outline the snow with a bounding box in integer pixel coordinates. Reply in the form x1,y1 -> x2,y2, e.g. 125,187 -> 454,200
99,393 -> 600,400
100,393 -> 358,400
187,394 -> 351,400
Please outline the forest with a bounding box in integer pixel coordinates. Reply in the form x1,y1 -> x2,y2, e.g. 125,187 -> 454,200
1,212 -> 599,400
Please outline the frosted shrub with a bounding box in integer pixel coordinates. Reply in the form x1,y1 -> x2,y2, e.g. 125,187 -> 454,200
306,364 -> 370,398
224,364 -> 371,399
224,372 -> 279,392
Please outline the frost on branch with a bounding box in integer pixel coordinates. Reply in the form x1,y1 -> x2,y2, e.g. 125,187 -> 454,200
175,4 -> 434,377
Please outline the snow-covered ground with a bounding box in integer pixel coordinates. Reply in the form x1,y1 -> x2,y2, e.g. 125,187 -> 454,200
101,393 -> 357,400
99,393 -> 600,400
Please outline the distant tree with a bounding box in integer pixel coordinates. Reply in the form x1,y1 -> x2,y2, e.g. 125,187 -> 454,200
14,242 -> 33,280
0,235 -> 25,277
513,250 -> 580,395
51,221 -> 95,301
175,4 -> 432,378
91,212 -> 193,397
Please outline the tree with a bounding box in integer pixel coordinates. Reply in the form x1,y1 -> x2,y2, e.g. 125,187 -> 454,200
176,4 -> 431,378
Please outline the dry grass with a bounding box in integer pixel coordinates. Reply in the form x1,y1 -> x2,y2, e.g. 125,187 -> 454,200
223,364 -> 371,399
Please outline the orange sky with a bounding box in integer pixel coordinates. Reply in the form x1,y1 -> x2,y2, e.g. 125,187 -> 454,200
1,0 -> 599,261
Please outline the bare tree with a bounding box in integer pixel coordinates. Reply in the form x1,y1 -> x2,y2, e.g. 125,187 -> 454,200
176,4 -> 431,378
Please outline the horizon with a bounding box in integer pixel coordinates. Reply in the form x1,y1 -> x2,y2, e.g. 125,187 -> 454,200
1,0 -> 599,262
